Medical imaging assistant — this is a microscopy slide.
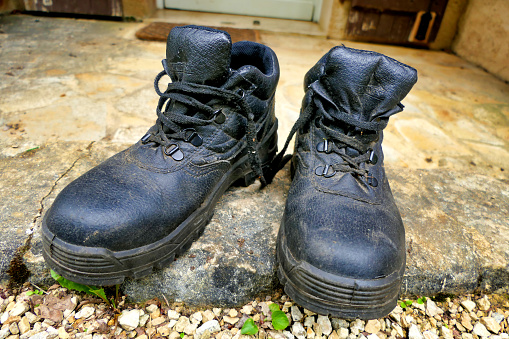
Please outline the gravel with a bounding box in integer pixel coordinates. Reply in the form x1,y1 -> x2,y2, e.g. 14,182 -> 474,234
0,285 -> 508,339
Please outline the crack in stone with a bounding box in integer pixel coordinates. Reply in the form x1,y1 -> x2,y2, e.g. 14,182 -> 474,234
6,141 -> 96,287
32,141 -> 95,227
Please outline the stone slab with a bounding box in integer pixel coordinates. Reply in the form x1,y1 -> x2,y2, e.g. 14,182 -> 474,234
2,139 -> 507,305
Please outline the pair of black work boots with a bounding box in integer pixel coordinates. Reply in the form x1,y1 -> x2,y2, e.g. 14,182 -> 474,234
42,26 -> 417,320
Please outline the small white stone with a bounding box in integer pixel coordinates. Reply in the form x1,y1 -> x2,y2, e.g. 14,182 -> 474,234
168,319 -> 177,328
304,317 -> 315,328
184,324 -> 198,335
10,303 -> 29,318
364,320 -> 381,334
196,320 -> 221,337
240,305 -> 253,315
317,316 -> 332,336
0,328 -> 10,339
283,330 -> 295,339
408,324 -> 423,339
292,322 -> 306,339
74,307 -> 95,320
223,316 -> 239,325
291,306 -> 303,322
139,314 -> 150,327
337,328 -> 349,339
477,296 -> 491,311
461,300 -> 476,313
491,312 -> 505,324
168,310 -> 180,320
472,323 -> 491,338
175,317 -> 191,332
118,309 -> 140,331
481,317 -> 501,334
440,326 -> 453,339
212,309 -> 222,317
27,331 -> 49,339
45,326 -> 58,335
461,333 -> 473,339
145,305 -> 158,314
426,300 -> 443,318
350,320 -> 364,334
190,312 -> 203,325
366,334 -> 379,339
57,327 -> 69,339
422,330 -> 438,339
18,317 -> 30,335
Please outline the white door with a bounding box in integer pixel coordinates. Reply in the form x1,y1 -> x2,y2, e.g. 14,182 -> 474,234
163,0 -> 322,22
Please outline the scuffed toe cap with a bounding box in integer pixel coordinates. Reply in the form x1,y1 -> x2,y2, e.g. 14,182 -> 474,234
283,189 -> 405,280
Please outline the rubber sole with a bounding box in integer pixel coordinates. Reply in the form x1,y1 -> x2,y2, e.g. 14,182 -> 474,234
276,220 -> 404,320
42,122 -> 278,286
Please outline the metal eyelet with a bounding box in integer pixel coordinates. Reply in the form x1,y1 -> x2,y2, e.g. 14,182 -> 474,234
368,150 -> 378,164
183,128 -> 203,147
235,88 -> 245,99
141,133 -> 151,144
366,173 -> 378,187
164,144 -> 184,161
315,165 -> 336,178
316,139 -> 332,153
213,109 -> 226,124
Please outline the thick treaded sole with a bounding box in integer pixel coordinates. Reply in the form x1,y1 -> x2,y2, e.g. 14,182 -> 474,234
42,122 -> 278,286
276,220 -> 404,320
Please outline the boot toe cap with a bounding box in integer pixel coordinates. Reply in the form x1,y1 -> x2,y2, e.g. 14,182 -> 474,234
283,192 -> 405,280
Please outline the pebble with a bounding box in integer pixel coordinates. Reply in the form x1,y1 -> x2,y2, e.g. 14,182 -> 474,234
350,320 -> 364,335
364,320 -> 381,334
441,326 -> 453,339
292,322 -> 306,339
0,329 -> 9,339
175,316 -> 191,332
461,300 -> 476,313
303,316 -> 314,328
168,310 -> 180,320
223,316 -> 239,325
190,312 -> 203,325
408,324 -> 424,339
9,303 -> 29,318
240,305 -> 253,315
426,300 -> 442,318
151,316 -> 166,326
118,309 -> 140,331
291,306 -> 303,322
74,307 -> 95,320
477,296 -> 491,311
316,316 -> 332,336
331,318 -> 349,330
422,330 -> 438,339
337,328 -> 349,339
196,320 -> 221,337
481,317 -> 501,333
472,323 -> 491,337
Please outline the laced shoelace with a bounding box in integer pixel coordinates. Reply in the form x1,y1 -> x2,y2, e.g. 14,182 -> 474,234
143,59 -> 267,185
266,81 -> 387,184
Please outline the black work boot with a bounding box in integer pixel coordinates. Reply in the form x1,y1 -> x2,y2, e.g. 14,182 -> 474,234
42,26 -> 280,286
275,46 -> 417,319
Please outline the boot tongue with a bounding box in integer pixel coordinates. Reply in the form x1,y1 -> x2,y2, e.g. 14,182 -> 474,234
166,25 -> 232,85
317,46 -> 417,122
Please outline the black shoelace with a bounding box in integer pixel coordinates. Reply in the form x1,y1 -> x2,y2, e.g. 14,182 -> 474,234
267,81 -> 387,183
142,60 -> 266,185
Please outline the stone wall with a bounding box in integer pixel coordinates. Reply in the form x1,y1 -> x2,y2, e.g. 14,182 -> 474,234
452,0 -> 509,82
